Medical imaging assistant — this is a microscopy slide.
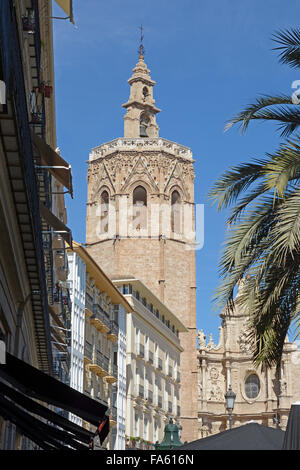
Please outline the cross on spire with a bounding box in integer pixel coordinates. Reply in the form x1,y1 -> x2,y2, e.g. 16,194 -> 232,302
138,24 -> 145,59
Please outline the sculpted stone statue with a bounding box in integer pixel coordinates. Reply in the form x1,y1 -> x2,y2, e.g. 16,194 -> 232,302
198,329 -> 206,348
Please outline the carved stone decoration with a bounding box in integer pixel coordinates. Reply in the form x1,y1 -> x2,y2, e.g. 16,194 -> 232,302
237,324 -> 252,354
198,329 -> 206,349
279,378 -> 287,396
121,156 -> 159,193
164,161 -> 190,200
198,382 -> 203,399
207,384 -> 223,402
206,334 -> 216,350
206,366 -> 224,402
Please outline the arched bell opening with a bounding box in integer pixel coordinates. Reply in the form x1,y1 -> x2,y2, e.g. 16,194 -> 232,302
171,190 -> 181,234
100,190 -> 109,233
133,185 -> 147,230
139,112 -> 150,138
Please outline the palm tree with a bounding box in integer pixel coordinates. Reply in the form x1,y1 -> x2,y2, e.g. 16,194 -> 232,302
209,29 -> 300,367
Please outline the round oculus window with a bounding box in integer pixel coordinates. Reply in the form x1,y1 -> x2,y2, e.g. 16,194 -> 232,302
245,374 -> 260,399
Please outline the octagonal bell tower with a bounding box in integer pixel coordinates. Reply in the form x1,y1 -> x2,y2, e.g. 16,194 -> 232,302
86,47 -> 198,442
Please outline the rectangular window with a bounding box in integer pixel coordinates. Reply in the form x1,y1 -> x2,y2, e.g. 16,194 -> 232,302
123,284 -> 129,295
134,412 -> 139,437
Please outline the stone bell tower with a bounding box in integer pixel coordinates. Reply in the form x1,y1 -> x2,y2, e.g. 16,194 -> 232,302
86,44 -> 198,442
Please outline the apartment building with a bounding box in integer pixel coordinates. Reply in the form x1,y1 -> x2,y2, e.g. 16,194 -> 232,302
67,243 -> 132,449
112,277 -> 187,450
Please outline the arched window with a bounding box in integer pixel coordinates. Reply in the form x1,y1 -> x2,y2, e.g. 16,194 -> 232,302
171,190 -> 181,233
245,374 -> 260,399
142,86 -> 149,99
100,190 -> 109,233
140,113 -> 149,137
133,185 -> 147,230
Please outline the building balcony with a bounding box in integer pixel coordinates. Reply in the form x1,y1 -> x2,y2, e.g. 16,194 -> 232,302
145,350 -> 154,365
135,343 -> 144,359
85,293 -> 94,315
88,349 -> 109,377
105,363 -> 118,384
90,304 -> 111,333
107,320 -> 119,342
111,406 -> 118,423
145,390 -> 153,404
154,395 -> 162,409
84,340 -> 92,363
134,384 -> 144,401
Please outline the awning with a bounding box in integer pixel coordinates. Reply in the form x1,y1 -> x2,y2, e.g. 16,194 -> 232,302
54,0 -> 74,24
40,202 -> 73,248
31,131 -> 73,198
0,353 -> 110,449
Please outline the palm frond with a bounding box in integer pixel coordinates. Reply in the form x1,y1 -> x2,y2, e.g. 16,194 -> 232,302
224,94 -> 295,134
208,159 -> 267,211
263,137 -> 300,195
273,28 -> 300,69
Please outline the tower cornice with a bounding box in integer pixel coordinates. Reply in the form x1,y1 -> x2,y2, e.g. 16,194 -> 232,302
89,137 -> 194,162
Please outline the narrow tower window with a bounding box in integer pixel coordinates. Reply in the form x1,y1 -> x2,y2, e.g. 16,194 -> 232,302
140,113 -> 149,137
100,190 -> 109,233
142,86 -> 149,99
133,185 -> 147,230
171,190 -> 181,233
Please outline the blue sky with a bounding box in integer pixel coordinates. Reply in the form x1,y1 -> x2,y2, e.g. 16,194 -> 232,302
52,0 -> 300,343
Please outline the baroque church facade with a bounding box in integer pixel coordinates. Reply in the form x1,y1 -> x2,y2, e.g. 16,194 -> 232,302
85,52 -> 198,442
197,280 -> 300,437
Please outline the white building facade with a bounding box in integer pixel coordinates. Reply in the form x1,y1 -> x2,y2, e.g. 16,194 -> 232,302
67,251 -> 86,426
111,304 -> 127,450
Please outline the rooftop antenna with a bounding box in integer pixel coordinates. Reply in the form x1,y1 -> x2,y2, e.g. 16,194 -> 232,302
138,24 -> 145,59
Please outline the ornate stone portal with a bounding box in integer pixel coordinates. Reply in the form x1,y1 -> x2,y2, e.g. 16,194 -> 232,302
86,52 -> 198,442
197,281 -> 300,437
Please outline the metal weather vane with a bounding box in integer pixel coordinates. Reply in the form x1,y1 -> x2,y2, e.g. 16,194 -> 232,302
138,24 -> 145,58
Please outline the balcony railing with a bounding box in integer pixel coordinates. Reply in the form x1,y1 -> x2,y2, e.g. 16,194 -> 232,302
95,350 -> 109,372
146,390 -> 153,403
85,340 -> 92,360
111,406 -> 118,422
109,320 -> 119,337
136,343 -> 144,358
85,293 -> 94,313
138,385 -> 144,399
148,351 -> 153,364
93,303 -> 111,329
110,363 -> 118,379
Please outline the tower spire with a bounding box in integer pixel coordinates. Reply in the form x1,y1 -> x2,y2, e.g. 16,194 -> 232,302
122,29 -> 161,138
138,24 -> 145,59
